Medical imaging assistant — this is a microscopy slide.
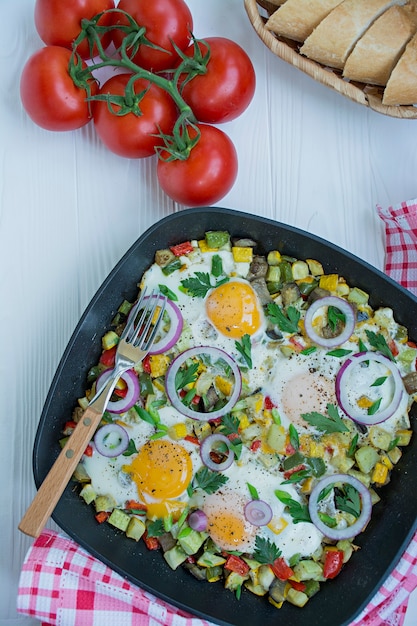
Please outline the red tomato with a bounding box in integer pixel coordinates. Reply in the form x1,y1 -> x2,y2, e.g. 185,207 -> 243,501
34,0 -> 115,59
111,0 -> 193,72
180,37 -> 256,123
92,73 -> 178,158
20,46 -> 97,131
156,123 -> 238,206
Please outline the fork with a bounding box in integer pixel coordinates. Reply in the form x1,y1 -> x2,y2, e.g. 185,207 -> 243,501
18,288 -> 167,538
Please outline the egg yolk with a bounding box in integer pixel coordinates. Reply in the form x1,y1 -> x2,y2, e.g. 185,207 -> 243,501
203,491 -> 257,552
281,371 -> 336,428
205,281 -> 262,339
125,440 -> 192,517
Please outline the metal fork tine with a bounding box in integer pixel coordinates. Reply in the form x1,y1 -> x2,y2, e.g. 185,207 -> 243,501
120,288 -> 148,342
141,297 -> 166,350
131,292 -> 166,348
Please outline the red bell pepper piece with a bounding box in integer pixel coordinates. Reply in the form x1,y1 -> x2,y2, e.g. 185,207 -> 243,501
170,241 -> 194,257
289,580 -> 306,592
224,554 -> 250,576
83,444 -> 93,457
143,531 -> 160,551
323,549 -> 344,579
142,354 -> 151,374
264,396 -> 274,410
95,511 -> 110,524
270,557 -> 295,581
125,500 -> 147,513
250,439 -> 261,452
184,435 -> 200,446
99,345 -> 117,367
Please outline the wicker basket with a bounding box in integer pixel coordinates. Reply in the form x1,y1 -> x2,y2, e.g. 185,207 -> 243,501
244,0 -> 417,119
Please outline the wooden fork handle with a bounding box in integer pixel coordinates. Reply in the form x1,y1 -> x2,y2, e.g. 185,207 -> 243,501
18,405 -> 103,538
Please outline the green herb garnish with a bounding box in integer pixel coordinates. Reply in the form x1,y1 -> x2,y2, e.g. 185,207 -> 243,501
266,303 -> 300,334
158,283 -> 178,301
247,482 -> 259,500
371,376 -> 388,387
211,254 -> 223,278
335,483 -> 361,519
193,466 -> 229,494
253,536 -> 282,564
365,330 -> 395,361
326,348 -> 352,358
327,306 -> 345,332
235,333 -> 252,368
180,272 -> 228,298
146,519 -> 165,537
289,423 -> 299,450
368,397 -> 382,415
122,439 -> 138,457
175,362 -> 199,390
274,490 -> 311,523
301,403 -> 349,434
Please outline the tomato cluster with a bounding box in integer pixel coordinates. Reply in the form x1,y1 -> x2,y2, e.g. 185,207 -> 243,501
20,0 -> 256,206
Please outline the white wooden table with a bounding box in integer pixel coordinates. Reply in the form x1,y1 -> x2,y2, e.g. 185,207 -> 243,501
2,0 -> 417,624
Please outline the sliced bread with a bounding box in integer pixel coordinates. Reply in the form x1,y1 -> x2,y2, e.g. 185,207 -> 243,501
265,0 -> 344,42
343,4 -> 417,85
383,31 -> 417,104
300,0 -> 407,70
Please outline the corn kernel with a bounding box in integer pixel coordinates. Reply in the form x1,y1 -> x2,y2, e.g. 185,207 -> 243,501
149,354 -> 171,378
357,395 -> 373,409
168,422 -> 188,440
267,516 -> 288,535
372,462 -> 389,485
319,274 -> 338,292
102,330 -> 119,351
232,246 -> 253,263
215,375 -> 233,396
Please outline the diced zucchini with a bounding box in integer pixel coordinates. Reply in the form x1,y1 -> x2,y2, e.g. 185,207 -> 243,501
319,274 -> 338,292
330,454 -> 355,473
286,587 -> 309,607
291,260 -> 309,280
267,250 -> 282,265
206,565 -> 223,582
79,483 -> 96,505
244,579 -> 268,596
205,231 -> 230,249
108,508 -> 131,532
348,287 -> 369,305
368,426 -> 393,451
293,560 -> 323,581
178,529 -> 207,555
396,429 -> 412,446
266,423 -> 286,453
258,564 -> 275,590
347,469 -> 371,488
354,445 -> 379,474
95,494 -> 117,512
164,545 -> 188,570
304,579 -> 320,598
102,330 -> 119,351
266,265 -> 281,283
388,446 -> 402,464
197,551 -> 226,568
336,539 -> 354,563
126,517 -> 146,541
306,258 -> 324,276
73,463 -> 91,483
224,571 -> 248,591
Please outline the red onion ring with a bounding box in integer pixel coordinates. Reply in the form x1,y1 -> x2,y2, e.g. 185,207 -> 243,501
96,368 -> 140,414
308,473 -> 372,541
94,423 -> 130,457
200,433 -> 235,471
127,296 -> 183,355
165,346 -> 242,421
244,499 -> 273,526
336,352 -> 404,425
304,296 -> 356,348
188,509 -> 208,532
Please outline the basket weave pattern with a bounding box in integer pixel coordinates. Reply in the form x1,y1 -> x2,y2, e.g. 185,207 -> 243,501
244,0 -> 417,119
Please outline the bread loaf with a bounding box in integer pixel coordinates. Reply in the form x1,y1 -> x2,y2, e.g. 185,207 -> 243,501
265,0 -> 344,42
383,32 -> 417,103
300,0 -> 407,70
343,4 -> 417,85
263,0 -> 417,106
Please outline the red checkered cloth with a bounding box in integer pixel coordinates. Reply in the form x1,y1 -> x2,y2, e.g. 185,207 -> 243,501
17,199 -> 417,626
377,198 -> 417,295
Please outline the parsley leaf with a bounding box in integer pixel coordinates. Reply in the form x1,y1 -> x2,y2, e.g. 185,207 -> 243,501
175,362 -> 199,390
266,302 -> 300,334
235,333 -> 252,368
219,414 -> 242,459
335,483 -> 361,519
146,519 -> 165,537
253,536 -> 282,564
122,439 -> 138,457
365,330 -> 395,361
301,403 -> 349,434
327,305 -> 345,332
274,490 -> 311,523
193,466 -> 229,494
180,272 -> 228,298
